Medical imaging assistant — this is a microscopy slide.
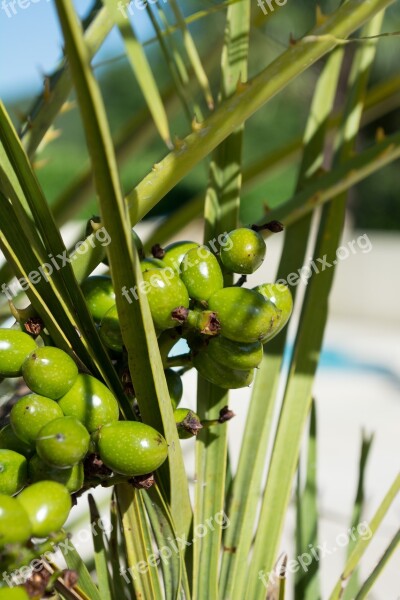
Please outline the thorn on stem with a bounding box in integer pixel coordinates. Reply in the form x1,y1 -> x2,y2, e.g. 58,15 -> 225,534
234,275 -> 247,288
218,406 -> 235,423
251,220 -> 284,233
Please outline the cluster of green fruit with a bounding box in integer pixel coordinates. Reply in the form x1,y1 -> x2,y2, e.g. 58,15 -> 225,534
87,226 -> 293,390
0,330 -> 168,552
0,224 -> 292,574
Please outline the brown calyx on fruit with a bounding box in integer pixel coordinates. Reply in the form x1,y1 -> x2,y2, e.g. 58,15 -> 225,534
198,311 -> 221,336
171,306 -> 189,324
130,473 -> 155,489
24,316 -> 44,336
178,411 -> 203,436
62,569 -> 79,589
151,243 -> 165,259
218,406 -> 235,423
24,567 -> 51,598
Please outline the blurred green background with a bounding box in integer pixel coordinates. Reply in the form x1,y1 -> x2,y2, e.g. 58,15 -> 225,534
3,0 -> 400,230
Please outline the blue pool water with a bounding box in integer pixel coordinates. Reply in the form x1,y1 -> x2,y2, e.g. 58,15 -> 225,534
171,338 -> 399,386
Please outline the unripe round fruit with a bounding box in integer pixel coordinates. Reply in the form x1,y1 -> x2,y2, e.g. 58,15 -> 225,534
36,416 -> 90,468
0,424 -> 34,458
99,305 -> 123,352
98,421 -> 168,476
22,347 -> 78,400
180,247 -> 224,301
17,481 -> 71,537
0,329 -> 37,377
81,275 -> 116,322
0,587 -> 30,599
0,450 -> 27,496
10,394 -> 63,446
59,374 -> 119,433
162,241 -> 199,273
140,258 -> 166,272
174,408 -> 202,439
164,369 -> 183,410
142,269 -> 189,330
208,287 -> 281,343
0,494 -> 32,546
206,336 -> 263,370
220,228 -> 266,274
192,348 -> 254,389
28,454 -> 84,493
253,283 -> 293,339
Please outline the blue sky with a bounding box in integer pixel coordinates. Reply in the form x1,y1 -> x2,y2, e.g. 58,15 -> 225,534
1,0 -> 81,99
0,0 -> 150,101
